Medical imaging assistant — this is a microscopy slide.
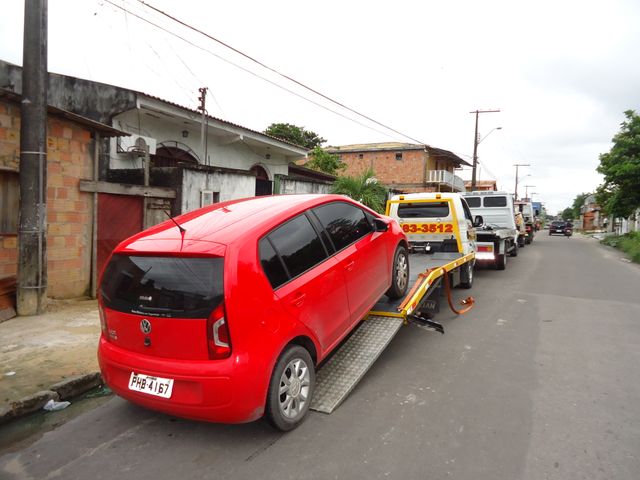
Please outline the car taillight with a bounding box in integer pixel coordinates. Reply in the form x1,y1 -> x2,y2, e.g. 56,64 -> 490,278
526,226 -> 532,232
207,304 -> 231,359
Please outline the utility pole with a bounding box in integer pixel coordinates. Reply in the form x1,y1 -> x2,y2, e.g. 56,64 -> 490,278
18,0 -> 48,315
470,108 -> 500,190
197,87 -> 208,165
524,185 -> 536,200
513,163 -> 530,200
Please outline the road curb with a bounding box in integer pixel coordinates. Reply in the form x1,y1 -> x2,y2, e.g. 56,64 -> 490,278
51,372 -> 103,401
0,372 -> 104,426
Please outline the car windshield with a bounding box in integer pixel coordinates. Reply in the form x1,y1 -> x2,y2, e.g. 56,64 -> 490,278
100,255 -> 223,318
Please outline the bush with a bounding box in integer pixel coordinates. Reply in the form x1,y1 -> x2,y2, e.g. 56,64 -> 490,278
601,231 -> 640,263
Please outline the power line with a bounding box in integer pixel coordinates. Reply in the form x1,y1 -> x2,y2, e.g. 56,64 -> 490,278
101,0 -> 404,142
138,0 -> 428,145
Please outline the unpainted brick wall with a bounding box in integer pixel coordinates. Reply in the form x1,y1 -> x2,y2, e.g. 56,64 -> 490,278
0,99 -> 94,298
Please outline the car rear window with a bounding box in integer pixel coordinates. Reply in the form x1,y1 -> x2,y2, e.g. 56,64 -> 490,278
398,201 -> 450,218
465,197 -> 481,208
100,255 -> 223,318
483,196 -> 507,207
552,221 -> 565,227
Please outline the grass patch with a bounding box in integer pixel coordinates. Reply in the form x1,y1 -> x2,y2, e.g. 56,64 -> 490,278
601,231 -> 640,263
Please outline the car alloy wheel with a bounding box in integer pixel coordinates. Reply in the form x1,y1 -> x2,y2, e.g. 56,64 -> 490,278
278,357 -> 311,419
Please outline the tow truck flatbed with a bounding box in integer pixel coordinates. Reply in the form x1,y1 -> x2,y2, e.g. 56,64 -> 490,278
310,251 -> 474,414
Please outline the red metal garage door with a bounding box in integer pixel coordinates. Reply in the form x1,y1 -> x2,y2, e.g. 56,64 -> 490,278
97,194 -> 143,275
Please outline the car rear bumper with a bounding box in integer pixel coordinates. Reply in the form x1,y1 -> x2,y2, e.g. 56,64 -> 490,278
98,337 -> 265,423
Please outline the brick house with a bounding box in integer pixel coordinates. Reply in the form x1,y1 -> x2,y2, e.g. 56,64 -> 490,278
324,142 -> 470,193
464,179 -> 497,191
0,89 -> 126,313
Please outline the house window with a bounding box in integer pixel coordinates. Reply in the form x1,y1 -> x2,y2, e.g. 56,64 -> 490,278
0,171 -> 19,235
358,153 -> 364,159
200,190 -> 219,207
395,152 -> 403,161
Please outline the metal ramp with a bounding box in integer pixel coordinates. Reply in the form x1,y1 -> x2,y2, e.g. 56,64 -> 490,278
310,315 -> 404,414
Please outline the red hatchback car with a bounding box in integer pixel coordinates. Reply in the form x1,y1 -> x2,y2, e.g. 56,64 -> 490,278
98,194 -> 408,430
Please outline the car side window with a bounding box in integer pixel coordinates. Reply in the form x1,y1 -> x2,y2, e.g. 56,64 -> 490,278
263,214 -> 328,285
259,238 -> 289,289
313,202 -> 373,251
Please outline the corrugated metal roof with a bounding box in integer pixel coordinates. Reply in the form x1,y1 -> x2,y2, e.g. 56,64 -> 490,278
139,93 -> 309,153
325,142 -> 427,153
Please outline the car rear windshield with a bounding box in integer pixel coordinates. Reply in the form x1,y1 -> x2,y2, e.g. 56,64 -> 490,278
398,201 -> 450,218
483,196 -> 507,207
100,255 -> 223,318
552,221 -> 565,227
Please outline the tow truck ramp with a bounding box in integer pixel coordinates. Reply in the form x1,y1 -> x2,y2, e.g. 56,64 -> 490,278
310,252 -> 475,414
310,315 -> 404,413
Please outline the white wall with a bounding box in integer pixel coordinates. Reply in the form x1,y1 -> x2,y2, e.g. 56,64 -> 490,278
278,176 -> 332,195
181,168 -> 254,213
110,110 -> 290,178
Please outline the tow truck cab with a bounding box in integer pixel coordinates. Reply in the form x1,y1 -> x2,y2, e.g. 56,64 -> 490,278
514,200 -> 536,244
385,192 -> 478,255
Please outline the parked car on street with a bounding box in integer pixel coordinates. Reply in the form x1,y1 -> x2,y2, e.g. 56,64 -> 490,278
549,220 -> 568,235
97,194 -> 409,431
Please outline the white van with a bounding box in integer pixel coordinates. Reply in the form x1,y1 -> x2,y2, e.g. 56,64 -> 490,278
386,192 -> 477,255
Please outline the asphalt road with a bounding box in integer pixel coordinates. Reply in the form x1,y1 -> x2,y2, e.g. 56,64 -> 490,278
2,233 -> 639,480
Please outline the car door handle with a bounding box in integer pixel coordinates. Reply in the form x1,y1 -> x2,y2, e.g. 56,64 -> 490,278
291,293 -> 306,307
344,260 -> 355,272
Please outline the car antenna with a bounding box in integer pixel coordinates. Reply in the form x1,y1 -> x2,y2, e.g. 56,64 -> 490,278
163,210 -> 186,235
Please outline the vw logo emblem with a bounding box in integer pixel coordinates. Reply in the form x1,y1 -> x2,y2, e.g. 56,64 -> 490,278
140,319 -> 152,334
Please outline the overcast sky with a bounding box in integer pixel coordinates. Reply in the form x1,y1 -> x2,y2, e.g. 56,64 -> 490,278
2,0 -> 639,214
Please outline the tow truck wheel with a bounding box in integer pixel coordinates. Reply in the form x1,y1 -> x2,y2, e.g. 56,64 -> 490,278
496,252 -> 507,270
385,245 -> 409,299
459,261 -> 473,289
265,345 -> 315,431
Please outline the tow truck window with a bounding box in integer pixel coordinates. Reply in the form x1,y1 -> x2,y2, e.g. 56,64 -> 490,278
484,196 -> 507,207
465,197 -> 481,208
398,201 -> 449,218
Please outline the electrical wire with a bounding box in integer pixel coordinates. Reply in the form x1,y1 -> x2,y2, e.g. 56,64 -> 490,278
100,0 -> 418,144
137,0 -> 428,145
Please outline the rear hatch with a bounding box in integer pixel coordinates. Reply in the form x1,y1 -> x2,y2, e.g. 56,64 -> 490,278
99,255 -> 225,361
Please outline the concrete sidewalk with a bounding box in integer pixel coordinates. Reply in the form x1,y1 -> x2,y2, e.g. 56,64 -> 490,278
0,299 -> 103,423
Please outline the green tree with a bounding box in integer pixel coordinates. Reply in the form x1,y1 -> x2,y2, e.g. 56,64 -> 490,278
305,146 -> 346,175
561,207 -> 574,220
571,192 -> 589,218
596,110 -> 640,217
264,123 -> 326,149
331,169 -> 388,213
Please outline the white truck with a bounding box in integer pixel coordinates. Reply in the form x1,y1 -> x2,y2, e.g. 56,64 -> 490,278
462,191 -> 519,270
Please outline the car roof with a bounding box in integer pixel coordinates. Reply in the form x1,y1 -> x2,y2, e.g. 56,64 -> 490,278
116,194 -> 363,254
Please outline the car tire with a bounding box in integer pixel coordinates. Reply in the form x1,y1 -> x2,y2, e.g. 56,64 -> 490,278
459,261 -> 473,289
265,345 -> 315,432
496,252 -> 507,270
385,244 -> 409,299
510,241 -> 518,257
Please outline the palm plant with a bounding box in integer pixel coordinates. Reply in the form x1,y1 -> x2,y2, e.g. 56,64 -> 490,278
331,169 -> 388,213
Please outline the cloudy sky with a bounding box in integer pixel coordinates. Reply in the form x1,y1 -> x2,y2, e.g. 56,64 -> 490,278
2,0 -> 639,213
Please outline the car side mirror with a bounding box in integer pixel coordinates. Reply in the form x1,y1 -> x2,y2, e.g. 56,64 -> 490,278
473,215 -> 483,227
373,218 -> 389,232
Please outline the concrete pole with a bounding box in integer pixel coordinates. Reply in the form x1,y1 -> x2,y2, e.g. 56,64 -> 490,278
18,0 -> 48,315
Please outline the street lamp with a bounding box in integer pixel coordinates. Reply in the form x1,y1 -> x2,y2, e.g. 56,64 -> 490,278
470,109 -> 501,190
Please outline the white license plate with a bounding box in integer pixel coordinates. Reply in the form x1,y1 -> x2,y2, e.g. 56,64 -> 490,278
128,372 -> 174,398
